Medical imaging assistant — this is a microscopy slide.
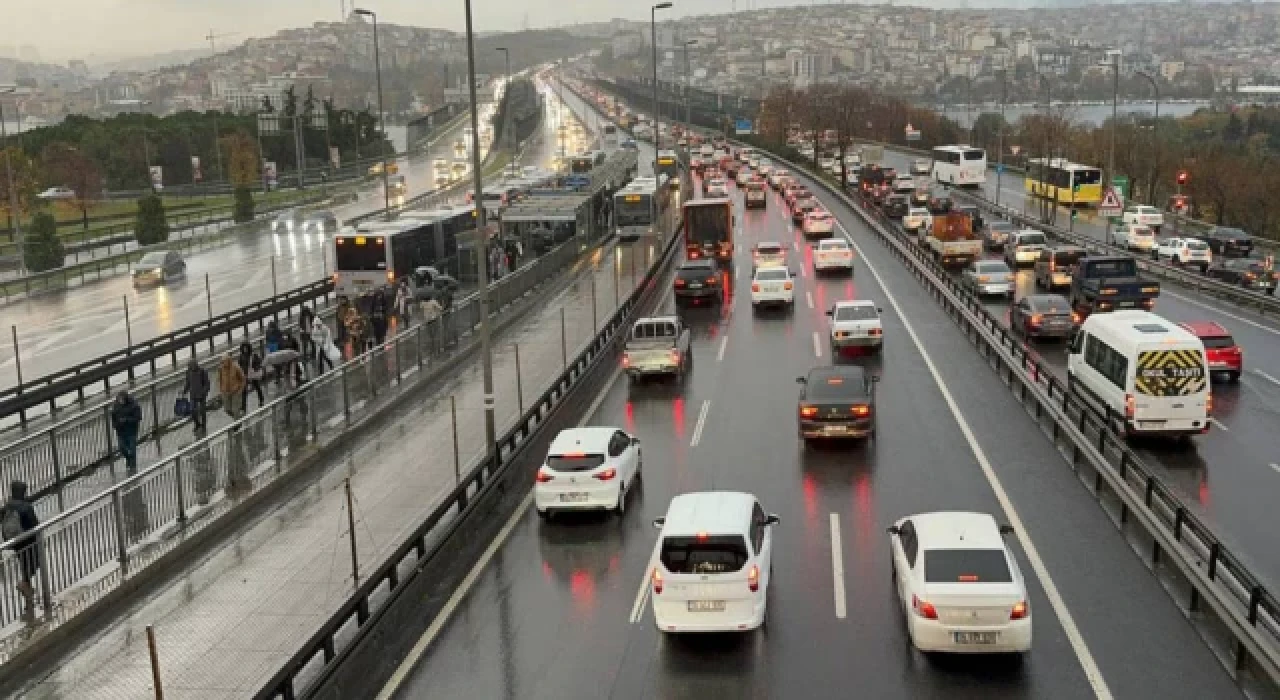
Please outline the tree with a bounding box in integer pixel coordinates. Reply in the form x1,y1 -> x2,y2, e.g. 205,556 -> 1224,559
233,186 -> 255,223
221,130 -> 260,188
0,146 -> 41,230
41,142 -> 103,230
23,210 -> 65,272
134,194 -> 169,245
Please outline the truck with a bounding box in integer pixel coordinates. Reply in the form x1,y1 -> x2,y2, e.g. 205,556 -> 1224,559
622,317 -> 692,383
683,198 -> 735,264
926,211 -> 983,267
1068,256 -> 1161,316
859,144 -> 885,167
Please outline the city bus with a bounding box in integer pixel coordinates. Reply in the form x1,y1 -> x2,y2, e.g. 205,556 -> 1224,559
570,151 -> 607,174
930,145 -> 987,187
602,124 -> 620,151
613,175 -> 672,242
332,208 -> 470,298
1024,158 -> 1103,206
656,149 -> 680,185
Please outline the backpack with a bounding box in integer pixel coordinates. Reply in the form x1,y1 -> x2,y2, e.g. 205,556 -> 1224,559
1,505 -> 23,541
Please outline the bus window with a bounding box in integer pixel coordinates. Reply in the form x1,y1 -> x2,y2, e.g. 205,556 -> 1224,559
336,237 -> 387,271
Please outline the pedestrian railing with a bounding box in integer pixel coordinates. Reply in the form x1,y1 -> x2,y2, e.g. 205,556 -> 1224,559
0,235 -> 584,653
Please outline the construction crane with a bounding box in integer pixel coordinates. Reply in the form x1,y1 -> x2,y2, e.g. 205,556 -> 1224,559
206,30 -> 240,55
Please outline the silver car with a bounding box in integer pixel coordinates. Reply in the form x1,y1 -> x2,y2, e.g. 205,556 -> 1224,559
131,250 -> 185,286
963,259 -> 1014,298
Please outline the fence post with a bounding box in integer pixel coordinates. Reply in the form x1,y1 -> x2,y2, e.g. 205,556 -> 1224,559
146,625 -> 165,700
450,395 -> 461,483
560,307 -> 568,370
341,364 -> 352,425
271,402 -> 283,464
111,488 -> 130,574
591,272 -> 598,330
514,343 -> 524,413
345,478 -> 360,586
173,453 -> 188,523
49,436 -> 65,512
36,530 -> 54,619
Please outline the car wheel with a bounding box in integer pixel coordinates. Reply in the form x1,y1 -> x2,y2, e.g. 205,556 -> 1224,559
1228,370 -> 1241,384
614,484 -> 627,516
536,508 -> 551,521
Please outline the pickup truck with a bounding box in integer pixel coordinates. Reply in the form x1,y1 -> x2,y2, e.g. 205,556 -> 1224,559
622,317 -> 692,382
1068,256 -> 1161,315
926,211 -> 983,267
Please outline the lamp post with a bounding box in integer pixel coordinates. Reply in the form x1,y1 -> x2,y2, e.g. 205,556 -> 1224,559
463,0 -> 497,463
0,86 -> 22,273
355,8 -> 391,219
651,2 -> 673,177
1038,73 -> 1053,225
1101,49 -> 1121,244
962,74 -> 974,145
1136,69 -> 1160,204
495,47 -> 512,162
995,69 -> 1006,208
683,40 -> 696,127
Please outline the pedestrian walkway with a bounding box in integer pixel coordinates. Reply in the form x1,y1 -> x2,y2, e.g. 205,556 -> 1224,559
10,241 -> 648,699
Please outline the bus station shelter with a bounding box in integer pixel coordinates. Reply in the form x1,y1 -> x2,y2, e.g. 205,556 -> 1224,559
500,193 -> 595,256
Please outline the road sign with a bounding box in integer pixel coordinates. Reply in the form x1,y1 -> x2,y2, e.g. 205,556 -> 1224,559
904,123 -> 921,142
1099,185 -> 1124,217
1111,175 -> 1130,200
735,119 -> 753,135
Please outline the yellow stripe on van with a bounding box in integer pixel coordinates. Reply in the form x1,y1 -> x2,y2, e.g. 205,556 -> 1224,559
1134,350 -> 1206,396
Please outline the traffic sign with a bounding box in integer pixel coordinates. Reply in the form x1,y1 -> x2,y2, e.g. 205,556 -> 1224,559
996,163 -> 1004,174
1099,185 -> 1124,217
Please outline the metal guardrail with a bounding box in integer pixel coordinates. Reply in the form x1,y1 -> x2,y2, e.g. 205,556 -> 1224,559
0,234 -> 587,656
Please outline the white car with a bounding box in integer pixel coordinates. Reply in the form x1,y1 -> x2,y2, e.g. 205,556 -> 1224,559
1114,223 -> 1156,252
893,175 -> 916,192
910,158 -> 932,176
1122,204 -> 1164,229
38,186 -> 75,200
827,300 -> 883,351
535,427 -> 642,518
750,267 -> 795,310
768,169 -> 790,189
752,241 -> 787,271
758,163 -> 774,178
818,156 -> 836,171
903,207 -> 931,234
803,210 -> 836,237
705,178 -> 728,198
1156,237 -> 1212,270
700,144 -> 715,158
649,491 -> 777,633
888,511 -> 1032,654
813,238 -> 854,274
736,169 -> 752,186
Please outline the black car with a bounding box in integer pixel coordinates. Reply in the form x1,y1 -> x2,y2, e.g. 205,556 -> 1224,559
1010,294 -> 1076,340
673,258 -> 722,304
984,220 -> 1016,251
1206,258 -> 1278,295
797,366 -> 879,444
1198,226 -> 1254,257
884,194 -> 909,219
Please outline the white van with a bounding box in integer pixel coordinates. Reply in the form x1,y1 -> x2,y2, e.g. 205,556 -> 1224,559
649,492 -> 779,633
1066,310 -> 1211,439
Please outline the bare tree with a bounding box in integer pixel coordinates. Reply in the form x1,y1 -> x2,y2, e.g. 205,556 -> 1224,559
42,142 -> 104,231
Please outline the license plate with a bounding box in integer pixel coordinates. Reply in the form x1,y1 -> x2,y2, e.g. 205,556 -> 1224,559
824,425 -> 848,435
954,631 -> 998,645
1138,420 -> 1166,428
687,600 -> 726,612
355,280 -> 371,287
1118,301 -> 1138,308
688,283 -> 702,288
559,493 -> 589,503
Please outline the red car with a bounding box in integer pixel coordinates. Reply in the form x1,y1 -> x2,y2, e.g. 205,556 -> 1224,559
1178,321 -> 1242,383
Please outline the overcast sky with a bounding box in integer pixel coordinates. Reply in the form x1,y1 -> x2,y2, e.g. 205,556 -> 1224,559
3,0 -> 763,64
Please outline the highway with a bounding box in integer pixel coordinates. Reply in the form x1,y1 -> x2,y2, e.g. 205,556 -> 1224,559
873,150 -> 1280,591
380,92 -> 1242,700
0,103 -> 496,394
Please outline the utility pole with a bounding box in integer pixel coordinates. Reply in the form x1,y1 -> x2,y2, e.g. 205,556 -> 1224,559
996,69 -> 1006,209
1104,49 -> 1121,245
0,89 -> 23,273
683,40 -> 696,126
355,9 -> 390,217
651,3 -> 673,176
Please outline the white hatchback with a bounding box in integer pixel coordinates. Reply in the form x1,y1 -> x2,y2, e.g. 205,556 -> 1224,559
535,427 -> 642,519
803,210 -> 836,237
750,267 -> 795,310
888,511 -> 1032,654
1156,237 -> 1212,271
813,238 -> 854,273
827,300 -> 883,351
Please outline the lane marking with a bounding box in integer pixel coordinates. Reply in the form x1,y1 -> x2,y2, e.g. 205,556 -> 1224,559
690,399 -> 711,447
1270,463 -> 1280,475
812,331 -> 823,358
830,513 -> 847,620
1161,289 -> 1280,337
1254,368 -> 1280,388
629,563 -> 653,624
378,365 -> 623,699
1210,418 -> 1229,432
830,219 -> 1114,699
716,334 -> 729,362
806,291 -> 815,309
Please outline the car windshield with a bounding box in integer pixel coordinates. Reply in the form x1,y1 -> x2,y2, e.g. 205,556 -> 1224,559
1200,335 -> 1237,349
806,372 -> 867,400
545,454 -> 606,472
975,262 -> 1010,274
1214,228 -> 1248,238
819,241 -> 849,251
138,253 -> 167,265
1052,250 -> 1085,265
909,208 -> 929,216
1186,240 -> 1209,250
757,269 -> 788,281
1018,233 -> 1047,245
1031,296 -> 1071,313
990,222 -> 1015,232
756,245 -> 783,255
660,535 -> 749,574
834,305 -> 877,321
924,549 -> 1013,583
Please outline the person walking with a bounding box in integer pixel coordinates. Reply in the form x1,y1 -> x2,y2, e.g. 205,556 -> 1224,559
344,307 -> 367,359
2,480 -> 40,623
238,341 -> 266,411
110,391 -> 143,472
298,305 -> 315,366
370,289 -> 389,347
334,297 -> 351,351
218,353 -> 247,421
282,331 -> 304,385
312,314 -> 335,374
181,357 -> 211,431
394,280 -> 413,331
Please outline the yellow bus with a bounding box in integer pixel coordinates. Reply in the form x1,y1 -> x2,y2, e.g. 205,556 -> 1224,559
1024,158 -> 1103,206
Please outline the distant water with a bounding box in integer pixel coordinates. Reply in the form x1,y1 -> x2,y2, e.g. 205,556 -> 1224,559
936,100 -> 1212,129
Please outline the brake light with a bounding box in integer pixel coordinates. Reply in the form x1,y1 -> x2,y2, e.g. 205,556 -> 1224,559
674,278 -> 686,287
868,328 -> 882,336
1010,601 -> 1029,620
689,250 -> 700,259
783,281 -> 793,290
670,349 -> 682,364
748,564 -> 760,592
535,470 -> 554,483
1141,298 -> 1156,310
851,405 -> 870,417
1071,311 -> 1082,324
706,277 -> 718,285
622,353 -> 631,368
652,567 -> 664,594
1124,393 -> 1135,420
800,405 -> 818,418
912,595 -> 938,620
1206,393 -> 1213,416
1030,314 -> 1043,327
593,467 -> 617,481
752,283 -> 761,292
977,275 -> 991,283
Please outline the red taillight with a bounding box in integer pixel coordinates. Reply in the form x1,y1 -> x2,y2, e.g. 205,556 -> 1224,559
674,278 -> 687,287
1071,311 -> 1082,324
1206,393 -> 1213,416
622,354 -> 631,368
535,470 -> 554,483
783,281 -> 793,290
851,405 -> 870,417
868,328 -> 882,336
800,405 -> 818,418
1010,600 -> 1029,620
593,467 -> 617,481
670,349 -> 682,364
706,277 -> 718,285
1030,314 -> 1043,327
747,564 -> 760,592
652,567 -> 664,594
752,283 -> 761,292
912,595 -> 938,620
689,250 -> 700,259
1124,393 -> 1135,420
1141,298 -> 1156,310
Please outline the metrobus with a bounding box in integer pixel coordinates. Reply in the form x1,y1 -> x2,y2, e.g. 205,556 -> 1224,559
570,151 -> 607,174
613,175 -> 673,242
602,124 -> 620,151
1024,158 -> 1103,206
332,208 -> 470,298
930,145 -> 987,187
656,149 -> 680,185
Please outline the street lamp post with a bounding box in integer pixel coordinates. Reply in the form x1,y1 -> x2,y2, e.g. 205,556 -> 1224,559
1102,49 -> 1121,244
0,87 -> 22,273
995,69 -> 1006,208
963,74 -> 974,145
1136,70 -> 1160,204
355,8 -> 391,219
495,47 -> 512,163
651,2 -> 673,177
1038,74 -> 1053,225
683,40 -> 696,126
463,0 -> 497,463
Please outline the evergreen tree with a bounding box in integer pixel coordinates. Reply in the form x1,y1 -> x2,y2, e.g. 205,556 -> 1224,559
23,210 -> 65,273
135,194 -> 170,245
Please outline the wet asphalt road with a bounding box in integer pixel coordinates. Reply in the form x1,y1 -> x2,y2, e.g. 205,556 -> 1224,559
384,164 -> 1243,700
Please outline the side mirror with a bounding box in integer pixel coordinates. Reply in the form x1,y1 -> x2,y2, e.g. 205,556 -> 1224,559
877,307 -> 884,313
652,517 -> 666,529
795,377 -> 807,384
825,309 -> 833,316
631,436 -> 641,446
886,525 -> 901,535
999,524 -> 1015,535
765,514 -> 781,526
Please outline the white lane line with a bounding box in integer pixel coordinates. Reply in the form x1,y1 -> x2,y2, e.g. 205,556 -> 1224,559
716,334 -> 729,362
378,366 -> 623,700
812,331 -> 823,358
1254,368 -> 1280,387
690,399 -> 711,447
1210,418 -> 1229,432
830,513 -> 847,620
832,218 -> 1114,699
806,291 -> 815,309
629,560 -> 653,624
1270,463 -> 1280,475
793,241 -> 800,252
1161,289 -> 1280,337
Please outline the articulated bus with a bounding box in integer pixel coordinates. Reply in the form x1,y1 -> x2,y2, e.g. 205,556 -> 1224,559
333,208 -> 470,298
656,149 -> 680,185
1024,158 -> 1103,206
602,124 -> 620,151
930,145 -> 987,187
613,175 -> 673,242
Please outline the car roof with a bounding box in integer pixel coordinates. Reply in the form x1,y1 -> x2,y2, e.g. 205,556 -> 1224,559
907,511 -> 1004,550
662,491 -> 758,537
548,426 -> 619,455
680,258 -> 715,269
1177,320 -> 1231,338
755,241 -> 784,249
1048,244 -> 1086,252
818,238 -> 849,247
833,299 -> 875,309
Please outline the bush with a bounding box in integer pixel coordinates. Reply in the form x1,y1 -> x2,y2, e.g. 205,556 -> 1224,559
23,211 -> 66,273
135,194 -> 169,245
232,186 -> 255,223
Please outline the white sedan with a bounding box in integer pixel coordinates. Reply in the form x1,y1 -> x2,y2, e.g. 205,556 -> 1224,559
813,238 -> 854,274
1155,237 -> 1212,271
1114,223 -> 1156,252
705,178 -> 728,198
910,158 -> 932,176
38,186 -> 76,200
803,210 -> 836,237
827,300 -> 883,351
535,427 -> 642,519
888,511 -> 1032,654
750,267 -> 795,310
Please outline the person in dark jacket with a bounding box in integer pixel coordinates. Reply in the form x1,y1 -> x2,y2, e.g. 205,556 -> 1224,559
110,391 -> 143,472
181,357 -> 211,431
298,305 -> 315,365
282,331 -> 304,385
370,290 -> 389,346
2,480 -> 40,622
238,341 -> 266,411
